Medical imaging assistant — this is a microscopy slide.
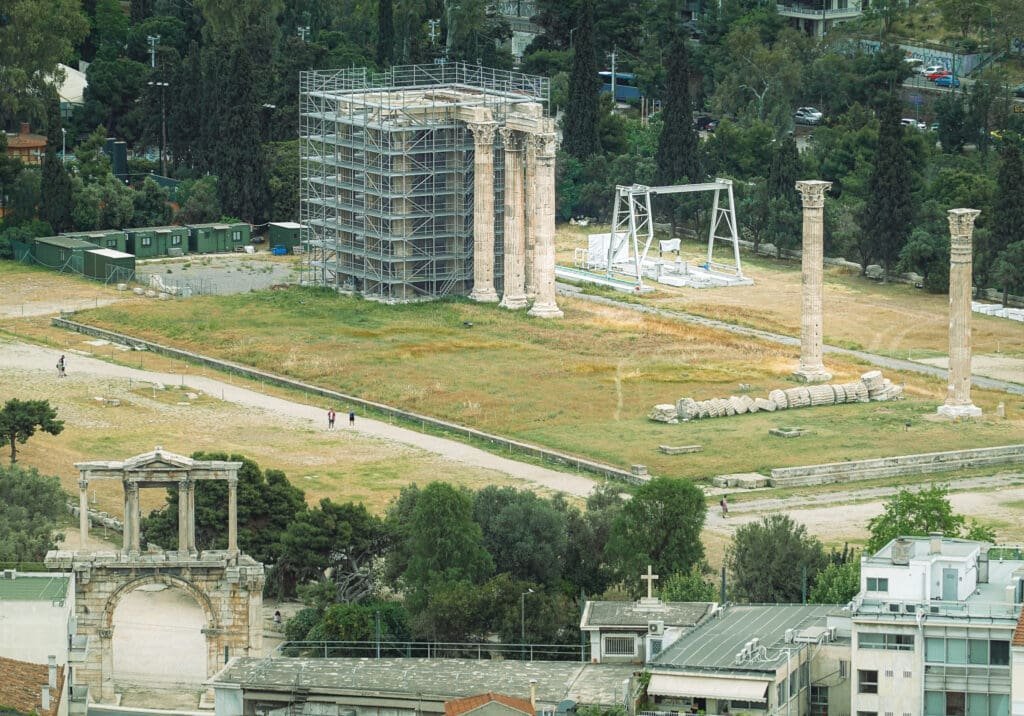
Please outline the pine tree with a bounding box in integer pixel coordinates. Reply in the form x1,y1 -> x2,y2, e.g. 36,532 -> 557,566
40,150 -> 74,233
655,37 -> 700,185
859,95 -> 914,278
562,0 -> 601,159
377,0 -> 394,67
983,141 -> 1024,285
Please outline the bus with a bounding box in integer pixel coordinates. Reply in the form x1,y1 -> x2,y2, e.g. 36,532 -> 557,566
599,71 -> 642,102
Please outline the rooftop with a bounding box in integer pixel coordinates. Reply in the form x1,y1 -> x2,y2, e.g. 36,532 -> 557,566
6,123 -> 47,149
34,235 -> 97,250
0,656 -> 65,716
581,600 -> 712,629
0,573 -> 69,602
212,657 -> 636,706
87,248 -> 134,259
445,693 -> 535,716
649,605 -> 838,673
865,535 -> 981,566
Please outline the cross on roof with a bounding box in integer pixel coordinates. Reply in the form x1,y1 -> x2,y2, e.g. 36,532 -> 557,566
641,564 -> 659,599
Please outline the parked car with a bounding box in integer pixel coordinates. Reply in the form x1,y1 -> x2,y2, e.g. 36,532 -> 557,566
794,106 -> 823,125
934,75 -> 961,88
1014,83 -> 1024,98
694,116 -> 718,132
900,118 -> 926,130
921,64 -> 945,77
926,69 -> 951,81
930,122 -> 940,132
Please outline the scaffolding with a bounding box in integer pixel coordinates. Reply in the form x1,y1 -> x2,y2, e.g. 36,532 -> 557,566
300,63 -> 549,302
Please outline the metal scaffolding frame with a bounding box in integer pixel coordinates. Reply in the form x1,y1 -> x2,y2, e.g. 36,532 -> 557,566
299,63 -> 548,302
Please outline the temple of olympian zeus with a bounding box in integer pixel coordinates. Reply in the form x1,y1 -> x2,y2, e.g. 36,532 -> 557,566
300,63 -> 562,317
45,448 -> 264,702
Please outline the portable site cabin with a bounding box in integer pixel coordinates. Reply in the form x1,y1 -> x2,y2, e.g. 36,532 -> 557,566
70,230 -> 128,253
126,226 -> 188,258
188,222 -> 251,254
83,248 -> 135,283
267,222 -> 305,253
31,236 -> 97,273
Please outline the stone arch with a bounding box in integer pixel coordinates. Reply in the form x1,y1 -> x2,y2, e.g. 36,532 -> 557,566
102,574 -> 221,690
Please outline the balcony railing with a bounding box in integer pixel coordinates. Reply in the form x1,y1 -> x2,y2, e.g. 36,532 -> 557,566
776,3 -> 863,19
276,639 -> 589,662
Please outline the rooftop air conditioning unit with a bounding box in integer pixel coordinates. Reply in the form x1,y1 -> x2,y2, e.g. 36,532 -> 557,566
1,569 -> 15,580
648,620 -> 665,636
827,626 -> 837,642
784,629 -> 795,643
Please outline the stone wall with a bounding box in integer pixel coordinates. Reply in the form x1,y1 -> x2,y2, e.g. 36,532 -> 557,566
768,444 -> 1024,487
52,317 -> 647,486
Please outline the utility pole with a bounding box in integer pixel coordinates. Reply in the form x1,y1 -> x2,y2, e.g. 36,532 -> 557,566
148,81 -> 169,176
428,19 -> 440,45
147,35 -> 160,68
297,25 -> 310,42
609,48 -> 617,103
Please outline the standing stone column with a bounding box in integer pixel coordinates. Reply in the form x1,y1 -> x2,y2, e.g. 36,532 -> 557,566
227,477 -> 239,553
524,135 -> 538,299
499,128 -> 529,309
528,131 -> 563,318
793,180 -> 833,383
122,481 -> 133,553
467,121 -> 499,302
186,481 -> 197,552
178,479 -> 190,552
938,208 -> 983,419
79,479 -> 89,549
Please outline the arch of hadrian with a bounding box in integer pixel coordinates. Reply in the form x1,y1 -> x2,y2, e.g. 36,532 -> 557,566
300,63 -> 561,317
45,448 -> 264,702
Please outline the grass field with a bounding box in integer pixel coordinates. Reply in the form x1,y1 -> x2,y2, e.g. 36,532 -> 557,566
74,284 -> 1023,481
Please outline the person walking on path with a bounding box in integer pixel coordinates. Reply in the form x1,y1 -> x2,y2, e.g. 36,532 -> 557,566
57,355 -> 66,378
349,410 -> 355,427
327,409 -> 336,430
720,496 -> 729,518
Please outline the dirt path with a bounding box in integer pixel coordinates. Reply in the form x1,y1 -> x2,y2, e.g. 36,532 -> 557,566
0,339 -> 599,498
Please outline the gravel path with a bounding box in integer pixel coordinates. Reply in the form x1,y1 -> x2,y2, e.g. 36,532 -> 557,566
560,287 -> 1024,395
0,339 -> 599,498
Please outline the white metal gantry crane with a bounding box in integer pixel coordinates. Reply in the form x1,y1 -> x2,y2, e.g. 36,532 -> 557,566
605,179 -> 743,288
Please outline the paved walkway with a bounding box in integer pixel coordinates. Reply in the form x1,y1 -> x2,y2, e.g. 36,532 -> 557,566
561,287 -> 1024,395
0,339 -> 599,498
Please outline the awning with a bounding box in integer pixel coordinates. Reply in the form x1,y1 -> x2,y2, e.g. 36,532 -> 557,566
647,674 -> 769,702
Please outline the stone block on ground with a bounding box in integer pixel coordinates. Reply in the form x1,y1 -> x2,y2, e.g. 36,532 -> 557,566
676,397 -> 700,421
769,426 -> 807,438
754,397 -> 776,412
648,404 -> 679,423
768,389 -> 788,409
861,370 -> 884,391
729,396 -> 748,414
865,264 -> 885,280
659,444 -> 703,455
714,472 -> 770,489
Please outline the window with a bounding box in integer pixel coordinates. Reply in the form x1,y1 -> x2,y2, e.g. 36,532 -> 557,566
648,638 -> 662,655
947,639 -> 967,664
809,685 -> 828,716
927,637 -> 1010,667
171,236 -> 181,246
602,635 -> 635,656
142,237 -> 152,247
925,691 -> 1009,716
990,640 -> 1010,666
858,632 -> 914,651
839,660 -> 849,678
800,662 -> 809,692
857,712 -> 878,716
232,230 -> 242,242
866,577 -> 889,592
858,669 -> 878,694
777,679 -> 786,706
106,240 -> 116,248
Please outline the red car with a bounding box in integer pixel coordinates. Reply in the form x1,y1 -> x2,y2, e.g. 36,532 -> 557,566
926,69 -> 951,81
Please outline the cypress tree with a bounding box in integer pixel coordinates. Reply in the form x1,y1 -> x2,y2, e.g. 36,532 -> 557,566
377,0 -> 394,67
562,0 -> 601,159
655,37 -> 700,185
40,150 -> 73,233
984,141 -> 1024,284
859,95 -> 914,278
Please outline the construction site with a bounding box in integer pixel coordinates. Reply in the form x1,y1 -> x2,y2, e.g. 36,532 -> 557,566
299,63 -> 561,314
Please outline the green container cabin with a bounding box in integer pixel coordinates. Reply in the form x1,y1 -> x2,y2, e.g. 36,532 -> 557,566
267,222 -> 305,253
126,226 -> 188,258
83,248 -> 136,283
31,236 -> 96,273
70,230 -> 128,253
189,223 -> 250,253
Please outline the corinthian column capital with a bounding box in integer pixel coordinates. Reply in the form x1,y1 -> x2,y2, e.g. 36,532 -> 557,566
467,121 -> 497,146
795,180 -> 832,209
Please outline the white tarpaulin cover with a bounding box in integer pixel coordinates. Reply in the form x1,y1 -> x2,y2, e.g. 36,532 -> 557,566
647,674 -> 769,702
587,232 -> 630,268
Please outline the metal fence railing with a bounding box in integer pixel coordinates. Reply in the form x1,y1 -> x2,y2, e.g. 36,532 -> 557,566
275,640 -> 590,662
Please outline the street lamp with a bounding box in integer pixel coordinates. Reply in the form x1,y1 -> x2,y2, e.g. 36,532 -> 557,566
520,588 -> 534,648
60,127 -> 66,165
147,80 -> 169,177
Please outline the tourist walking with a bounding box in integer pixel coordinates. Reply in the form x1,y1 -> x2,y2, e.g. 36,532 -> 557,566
720,496 -> 729,518
348,410 -> 355,427
57,355 -> 66,378
327,409 -> 336,430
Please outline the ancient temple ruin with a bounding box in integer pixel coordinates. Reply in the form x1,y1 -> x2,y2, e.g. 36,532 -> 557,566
300,63 -> 561,316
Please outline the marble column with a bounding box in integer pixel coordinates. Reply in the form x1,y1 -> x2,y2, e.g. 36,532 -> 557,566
938,208 -> 983,419
79,479 -> 89,549
124,482 -> 141,554
793,180 -> 833,383
528,131 -> 563,318
178,479 -> 190,552
122,481 -> 132,553
524,135 -> 537,299
499,128 -> 529,309
227,477 -> 239,553
186,481 -> 197,553
467,121 -> 499,302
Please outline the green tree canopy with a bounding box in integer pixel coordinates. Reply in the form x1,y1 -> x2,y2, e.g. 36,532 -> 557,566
655,37 -> 700,185
562,0 -> 601,159
661,567 -> 718,603
0,399 -> 64,464
809,560 -> 860,605
604,477 -> 706,594
0,464 -> 66,563
726,513 -> 828,603
866,484 -> 995,553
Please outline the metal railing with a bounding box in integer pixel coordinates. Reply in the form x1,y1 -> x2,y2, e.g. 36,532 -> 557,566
275,640 -> 589,662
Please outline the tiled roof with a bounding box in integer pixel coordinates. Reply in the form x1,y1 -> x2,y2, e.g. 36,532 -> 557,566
1014,609 -> 1024,647
0,657 -> 64,716
581,600 -> 711,629
445,692 -> 535,716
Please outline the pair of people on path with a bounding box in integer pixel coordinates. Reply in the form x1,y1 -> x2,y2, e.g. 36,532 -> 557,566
327,409 -> 356,428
